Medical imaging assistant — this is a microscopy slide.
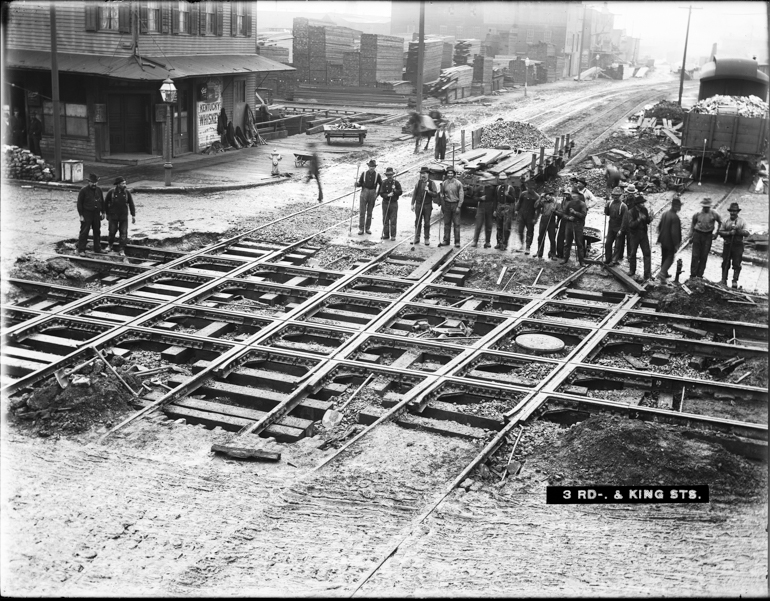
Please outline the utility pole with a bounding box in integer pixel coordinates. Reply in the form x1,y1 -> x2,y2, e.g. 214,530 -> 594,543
416,0 -> 425,114
577,4 -> 586,81
678,5 -> 702,106
50,3 -> 62,181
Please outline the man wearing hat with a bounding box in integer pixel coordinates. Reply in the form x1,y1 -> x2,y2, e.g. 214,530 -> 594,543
438,167 -> 464,247
76,173 -> 105,256
626,189 -> 652,281
718,202 -> 750,288
560,190 -> 588,266
305,141 -> 323,202
493,172 -> 516,250
554,187 -> 572,258
379,167 -> 402,240
411,167 -> 438,245
104,177 -> 136,257
534,190 -> 558,259
656,195 -> 682,281
576,178 -> 596,209
355,159 -> 382,235
603,186 -> 627,265
472,180 -> 496,248
514,180 -> 540,254
689,197 -> 722,280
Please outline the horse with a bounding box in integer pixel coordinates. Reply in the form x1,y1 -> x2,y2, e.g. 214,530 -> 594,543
408,111 -> 437,154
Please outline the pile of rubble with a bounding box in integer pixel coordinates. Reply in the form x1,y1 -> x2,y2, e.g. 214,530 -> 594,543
325,120 -> 364,130
643,100 -> 686,123
3,145 -> 55,182
690,94 -> 769,118
479,120 -> 552,149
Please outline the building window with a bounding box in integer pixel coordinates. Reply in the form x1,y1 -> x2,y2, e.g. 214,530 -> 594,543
235,1 -> 245,35
42,102 -> 88,138
146,1 -> 160,32
544,30 -> 552,43
100,4 -> 119,30
439,25 -> 447,36
179,1 -> 190,34
205,1 -> 216,34
234,80 -> 246,103
526,29 -> 534,43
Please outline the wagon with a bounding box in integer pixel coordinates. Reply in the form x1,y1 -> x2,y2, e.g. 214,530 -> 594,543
323,125 -> 367,146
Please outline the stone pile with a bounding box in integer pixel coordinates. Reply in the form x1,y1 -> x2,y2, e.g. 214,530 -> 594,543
3,145 -> 55,182
479,120 -> 552,150
690,95 -> 769,118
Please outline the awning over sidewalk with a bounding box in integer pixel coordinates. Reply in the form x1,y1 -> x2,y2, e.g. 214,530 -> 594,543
5,50 -> 293,81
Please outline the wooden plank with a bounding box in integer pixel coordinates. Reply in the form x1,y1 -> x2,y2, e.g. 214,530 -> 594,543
164,405 -> 304,442
211,443 -> 281,462
20,332 -> 80,353
602,263 -> 646,294
3,346 -> 61,364
662,129 -> 682,146
174,397 -> 314,435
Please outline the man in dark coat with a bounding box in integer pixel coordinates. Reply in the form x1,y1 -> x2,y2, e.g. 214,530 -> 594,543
411,167 -> 438,245
77,173 -> 105,256
560,191 -> 588,266
493,173 -> 517,250
656,195 -> 682,281
554,188 -> 572,258
434,122 -> 448,160
534,191 -> 559,259
472,181 -> 496,248
718,202 -> 750,288
604,186 -> 627,265
10,108 -> 25,147
514,180 -> 540,254
28,111 -> 43,156
627,192 -> 653,281
380,167 -> 402,240
104,176 -> 136,256
305,142 -> 323,202
356,159 -> 382,235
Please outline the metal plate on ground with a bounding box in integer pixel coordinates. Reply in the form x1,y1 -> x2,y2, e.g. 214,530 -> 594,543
515,333 -> 565,354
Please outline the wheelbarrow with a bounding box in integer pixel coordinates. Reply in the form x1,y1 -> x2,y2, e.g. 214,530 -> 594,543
294,152 -> 313,167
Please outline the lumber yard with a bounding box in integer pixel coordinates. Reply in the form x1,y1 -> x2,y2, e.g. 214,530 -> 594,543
0,1 -> 767,598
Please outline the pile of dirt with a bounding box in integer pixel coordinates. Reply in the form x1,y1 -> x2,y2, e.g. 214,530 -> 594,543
531,414 -> 767,502
479,120 -> 552,150
643,100 -> 686,123
654,280 -> 768,324
9,360 -> 140,437
10,254 -> 101,285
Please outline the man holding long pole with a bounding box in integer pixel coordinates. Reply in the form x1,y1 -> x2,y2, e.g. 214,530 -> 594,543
379,167 -> 402,241
355,159 -> 382,235
411,167 -> 438,246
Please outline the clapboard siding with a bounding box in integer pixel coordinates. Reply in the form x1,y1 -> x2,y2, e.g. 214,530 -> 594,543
7,2 -> 257,57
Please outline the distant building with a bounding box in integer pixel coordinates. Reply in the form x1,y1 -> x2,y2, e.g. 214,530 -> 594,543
390,1 -> 485,41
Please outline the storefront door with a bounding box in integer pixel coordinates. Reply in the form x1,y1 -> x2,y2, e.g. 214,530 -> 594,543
108,94 -> 149,154
172,86 -> 191,156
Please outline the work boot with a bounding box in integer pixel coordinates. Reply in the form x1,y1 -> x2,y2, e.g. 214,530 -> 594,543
471,242 -> 478,248
438,242 -> 447,247
732,281 -> 739,289
524,247 -> 530,255
413,239 -> 420,245
484,243 -> 491,249
454,242 -> 460,248
424,239 -> 430,246
559,259 -> 568,265
719,279 -> 727,287
365,230 -> 372,234
358,230 -> 364,235
78,251 -> 86,257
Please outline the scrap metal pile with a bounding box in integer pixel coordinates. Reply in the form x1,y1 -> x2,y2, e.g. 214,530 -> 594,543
479,120 -> 552,149
690,95 -> 769,118
3,145 -> 56,182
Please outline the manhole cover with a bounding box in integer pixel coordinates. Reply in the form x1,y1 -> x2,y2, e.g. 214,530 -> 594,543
514,333 -> 565,354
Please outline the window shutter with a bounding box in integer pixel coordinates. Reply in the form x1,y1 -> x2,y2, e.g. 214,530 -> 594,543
231,3 -> 238,37
216,3 -> 223,36
191,7 -> 198,36
198,3 -> 205,34
171,6 -> 179,34
84,2 -> 97,31
161,4 -> 170,33
139,2 -> 147,33
245,3 -> 252,37
118,3 -> 131,33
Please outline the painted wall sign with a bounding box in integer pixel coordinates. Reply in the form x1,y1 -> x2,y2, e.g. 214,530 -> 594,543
197,100 -> 221,146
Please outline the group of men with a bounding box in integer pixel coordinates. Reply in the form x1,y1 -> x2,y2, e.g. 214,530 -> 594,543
76,173 -> 136,257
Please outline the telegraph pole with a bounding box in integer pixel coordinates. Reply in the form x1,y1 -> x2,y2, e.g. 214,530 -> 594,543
677,5 -> 702,106
416,0 -> 425,113
577,4 -> 586,81
50,3 -> 62,181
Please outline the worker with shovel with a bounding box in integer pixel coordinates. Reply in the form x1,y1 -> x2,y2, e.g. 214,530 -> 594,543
411,166 -> 439,246
718,202 -> 749,288
379,167 -> 402,241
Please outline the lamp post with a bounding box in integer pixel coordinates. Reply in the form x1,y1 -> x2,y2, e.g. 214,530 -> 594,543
159,76 -> 177,187
524,57 -> 529,97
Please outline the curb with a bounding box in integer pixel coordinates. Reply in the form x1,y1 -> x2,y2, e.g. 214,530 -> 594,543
6,175 -> 291,194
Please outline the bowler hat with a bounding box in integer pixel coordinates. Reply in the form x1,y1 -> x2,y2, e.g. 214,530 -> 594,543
611,186 -> 622,196
625,184 -> 637,194
114,176 -> 126,185
446,167 -> 456,175
700,198 -> 712,206
367,159 -> 377,167
728,202 -> 741,212
420,166 -> 430,174
672,197 -> 682,208
385,167 -> 395,175
88,173 -> 99,183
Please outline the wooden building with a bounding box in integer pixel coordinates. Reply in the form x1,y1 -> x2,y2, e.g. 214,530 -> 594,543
4,1 -> 294,161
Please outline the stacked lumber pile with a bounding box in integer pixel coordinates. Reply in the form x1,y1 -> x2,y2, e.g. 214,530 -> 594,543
3,146 -> 55,181
405,39 -> 444,84
690,95 -> 769,118
308,26 -> 329,83
360,33 -> 404,86
441,42 -> 454,69
324,25 -> 357,63
454,39 -> 481,66
258,45 -> 289,64
327,62 -> 343,86
293,17 -> 332,82
426,65 -> 473,98
343,51 -> 360,87
479,121 -> 552,149
472,55 -> 493,85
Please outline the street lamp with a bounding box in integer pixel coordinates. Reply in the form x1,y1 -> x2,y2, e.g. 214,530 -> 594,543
524,57 -> 529,97
159,76 -> 177,187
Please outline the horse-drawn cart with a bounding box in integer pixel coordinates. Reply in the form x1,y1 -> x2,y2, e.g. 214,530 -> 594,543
323,125 -> 367,145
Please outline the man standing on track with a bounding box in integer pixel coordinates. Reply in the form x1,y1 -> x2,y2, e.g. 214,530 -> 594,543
534,191 -> 558,259
627,192 -> 652,282
438,167 -> 464,248
560,190 -> 587,266
718,202 -> 750,288
76,173 -> 105,256
604,186 -> 627,265
379,167 -> 402,241
656,195 -> 682,282
555,187 -> 572,259
689,198 -> 722,280
494,172 -> 516,250
514,180 -> 540,255
411,167 -> 438,246
472,181 -> 496,248
355,159 -> 382,235
104,176 -> 136,257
